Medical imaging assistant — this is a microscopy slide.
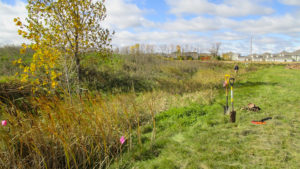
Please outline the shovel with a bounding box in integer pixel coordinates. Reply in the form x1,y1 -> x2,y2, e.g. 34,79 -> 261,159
229,78 -> 236,123
223,74 -> 230,114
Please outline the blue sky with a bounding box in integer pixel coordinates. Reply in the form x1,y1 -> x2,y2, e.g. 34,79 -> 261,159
1,0 -> 300,55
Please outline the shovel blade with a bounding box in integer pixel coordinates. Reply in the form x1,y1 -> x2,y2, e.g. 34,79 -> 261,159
230,111 -> 236,123
224,106 -> 230,115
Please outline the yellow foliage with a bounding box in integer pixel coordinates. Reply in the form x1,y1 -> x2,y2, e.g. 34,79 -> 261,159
51,81 -> 58,88
21,43 -> 27,49
16,21 -> 22,26
30,63 -> 36,72
17,58 -> 22,64
20,48 -> 26,54
34,79 -> 40,85
23,67 -> 29,73
51,71 -> 58,80
18,86 -> 24,90
130,43 -> 140,54
32,44 -> 38,50
22,31 -> 28,37
21,74 -> 28,83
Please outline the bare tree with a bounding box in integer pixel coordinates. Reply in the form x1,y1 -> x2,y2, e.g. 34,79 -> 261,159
146,44 -> 154,54
170,44 -> 175,54
209,42 -> 222,59
121,46 -> 130,54
113,47 -> 120,54
160,44 -> 168,55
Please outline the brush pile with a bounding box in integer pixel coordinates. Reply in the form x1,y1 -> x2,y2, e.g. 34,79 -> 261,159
242,103 -> 261,112
286,64 -> 300,70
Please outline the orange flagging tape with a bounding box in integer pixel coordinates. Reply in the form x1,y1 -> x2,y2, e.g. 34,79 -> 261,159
251,121 -> 266,125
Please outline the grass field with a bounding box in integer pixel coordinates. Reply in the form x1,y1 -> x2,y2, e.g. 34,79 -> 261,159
112,65 -> 300,169
1,46 -> 299,168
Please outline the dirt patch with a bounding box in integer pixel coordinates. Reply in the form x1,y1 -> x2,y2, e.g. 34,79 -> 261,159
286,64 -> 300,70
242,103 -> 261,112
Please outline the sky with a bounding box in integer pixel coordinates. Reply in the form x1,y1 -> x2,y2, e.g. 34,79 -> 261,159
1,0 -> 300,55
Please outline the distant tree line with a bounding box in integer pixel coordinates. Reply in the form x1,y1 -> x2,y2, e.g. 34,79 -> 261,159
113,42 -> 223,60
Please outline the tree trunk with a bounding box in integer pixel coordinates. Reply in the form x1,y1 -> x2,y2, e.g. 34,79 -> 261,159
75,34 -> 80,95
75,55 -> 80,94
64,54 -> 72,102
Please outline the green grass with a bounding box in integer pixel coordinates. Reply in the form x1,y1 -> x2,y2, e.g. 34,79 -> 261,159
112,65 -> 300,169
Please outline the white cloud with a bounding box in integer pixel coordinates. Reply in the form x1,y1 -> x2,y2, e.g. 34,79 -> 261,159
0,1 -> 27,45
105,0 -> 154,30
160,16 -> 235,32
279,0 -> 300,6
159,13 -> 300,36
165,0 -> 274,17
219,36 -> 299,55
214,32 -> 248,41
113,30 -> 212,47
235,14 -> 300,34
251,36 -> 298,53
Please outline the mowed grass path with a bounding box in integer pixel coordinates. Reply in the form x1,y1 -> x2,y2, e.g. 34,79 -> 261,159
113,65 -> 300,169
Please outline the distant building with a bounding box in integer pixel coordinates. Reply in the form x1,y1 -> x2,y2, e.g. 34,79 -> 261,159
261,52 -> 272,60
279,51 -> 291,57
182,52 -> 199,60
198,53 -> 211,60
222,52 -> 240,60
291,50 -> 300,61
239,50 -> 300,62
167,52 -> 178,59
166,49 -> 300,62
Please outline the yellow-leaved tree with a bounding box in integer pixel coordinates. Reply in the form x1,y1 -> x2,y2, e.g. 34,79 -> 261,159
14,0 -> 113,94
130,43 -> 140,55
176,45 -> 181,59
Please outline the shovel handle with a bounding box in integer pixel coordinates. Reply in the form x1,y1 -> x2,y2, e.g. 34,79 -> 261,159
225,74 -> 230,82
229,78 -> 235,86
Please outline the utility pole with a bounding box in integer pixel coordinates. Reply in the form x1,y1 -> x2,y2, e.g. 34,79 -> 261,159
250,35 -> 253,58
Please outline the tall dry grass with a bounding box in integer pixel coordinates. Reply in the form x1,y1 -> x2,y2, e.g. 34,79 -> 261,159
0,94 -> 142,168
